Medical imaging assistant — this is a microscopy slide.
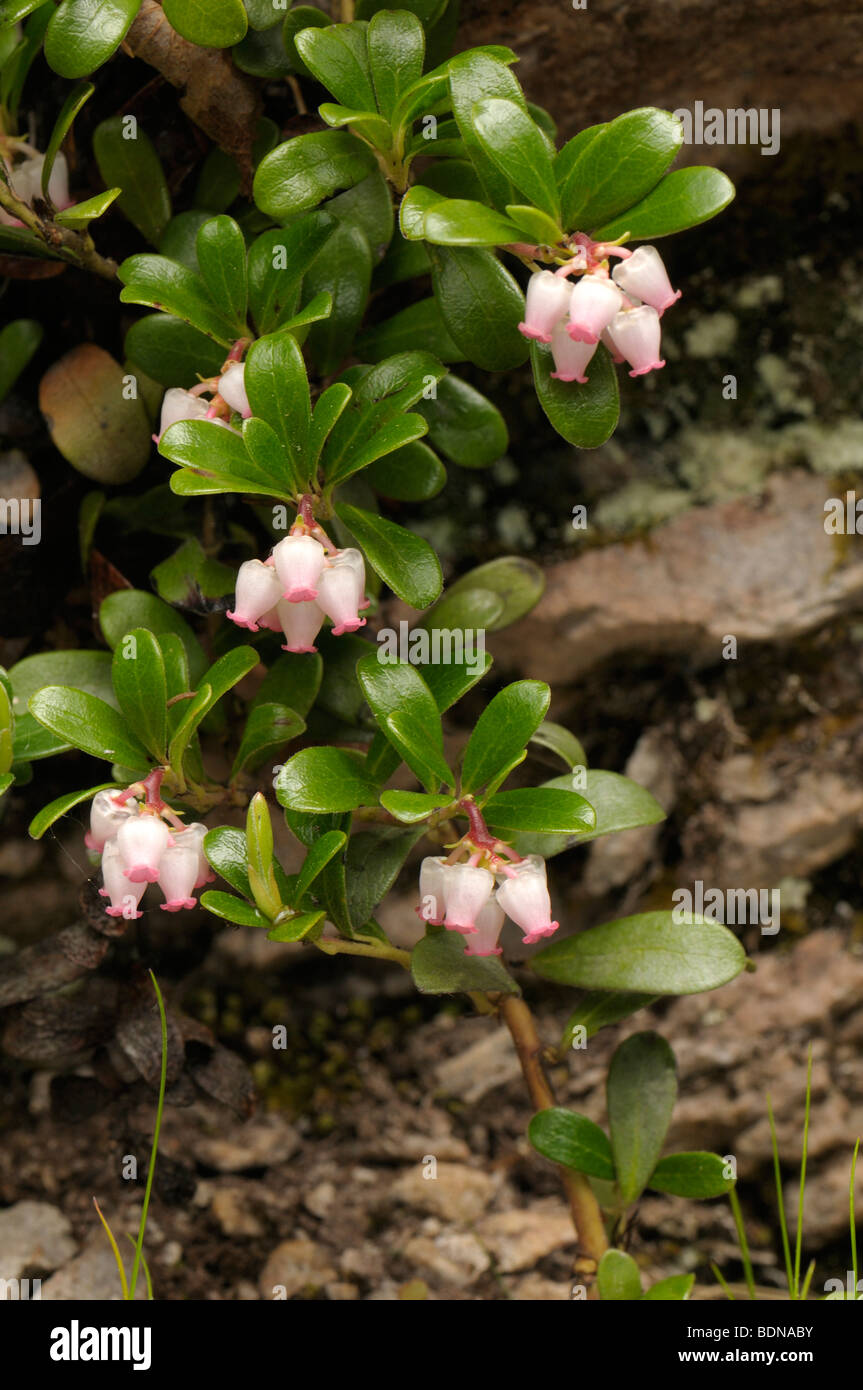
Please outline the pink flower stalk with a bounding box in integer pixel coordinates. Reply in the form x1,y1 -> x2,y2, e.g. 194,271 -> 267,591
272,533 -> 327,603
156,387 -> 210,443
607,305 -> 666,377
85,789 -> 137,852
463,898 -> 505,957
495,855 -> 559,945
218,362 -> 252,418
275,597 -> 324,654
157,838 -> 200,912
612,245 -> 681,315
519,270 -> 573,343
316,548 -> 367,636
99,840 -> 146,919
417,856 -> 447,925
442,863 -> 495,935
116,814 -> 172,884
567,274 -> 624,344
227,558 -> 282,631
550,320 -> 597,383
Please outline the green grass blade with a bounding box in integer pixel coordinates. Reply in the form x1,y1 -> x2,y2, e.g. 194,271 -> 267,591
127,970 -> 168,1302
710,1261 -> 736,1301
728,1186 -> 757,1300
93,1198 -> 129,1300
793,1046 -> 813,1300
850,1137 -> 860,1297
766,1091 -> 794,1297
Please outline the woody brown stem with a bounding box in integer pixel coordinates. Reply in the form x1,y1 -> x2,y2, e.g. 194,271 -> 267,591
0,181 -> 117,280
499,994 -> 608,1286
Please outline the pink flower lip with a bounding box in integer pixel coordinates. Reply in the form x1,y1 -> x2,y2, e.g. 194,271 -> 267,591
628,359 -> 665,378
522,921 -> 560,944
106,905 -> 143,918
282,643 -> 318,654
226,611 -> 258,631
464,945 -> 503,956
518,321 -> 553,343
658,289 -> 682,315
125,864 -> 162,883
567,325 -> 600,345
160,897 -> 197,912
283,586 -> 318,602
447,922 -> 479,935
331,618 -> 366,636
551,367 -> 590,383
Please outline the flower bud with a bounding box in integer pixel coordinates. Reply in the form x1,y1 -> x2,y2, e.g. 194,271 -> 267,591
316,548 -> 367,636
227,558 -> 282,631
417,856 -> 447,925
272,533 -> 327,603
550,320 -> 597,383
218,362 -> 251,418
443,863 -> 495,935
519,270 -> 573,344
99,840 -> 147,919
567,274 -> 623,344
116,814 -> 172,883
607,305 -> 665,378
495,855 -> 559,945
611,245 -> 681,315
463,898 -> 505,957
85,789 -> 137,853
275,597 -> 324,654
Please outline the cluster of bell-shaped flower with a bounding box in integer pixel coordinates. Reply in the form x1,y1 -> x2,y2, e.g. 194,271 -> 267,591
86,790 -> 213,918
417,853 -> 559,957
0,149 -> 73,225
155,360 -> 251,444
227,530 -> 368,653
519,243 -> 681,384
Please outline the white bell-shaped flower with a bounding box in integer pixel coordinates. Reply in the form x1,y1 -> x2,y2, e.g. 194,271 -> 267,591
272,533 -> 327,603
443,863 -> 495,935
567,274 -> 624,344
218,362 -> 251,418
463,897 -> 506,957
227,558 -> 282,631
519,270 -> 573,343
116,814 -> 172,884
157,387 -> 210,442
607,305 -> 666,378
316,548 -> 367,636
157,837 -> 201,912
85,790 -> 137,853
276,597 -> 325,653
612,245 -> 681,315
417,856 -> 448,925
495,855 -> 559,945
99,840 -> 147,919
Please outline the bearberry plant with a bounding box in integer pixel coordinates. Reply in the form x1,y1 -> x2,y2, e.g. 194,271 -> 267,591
0,0 -> 743,1297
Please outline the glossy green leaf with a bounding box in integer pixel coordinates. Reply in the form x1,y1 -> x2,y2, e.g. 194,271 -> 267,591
245,330 -> 311,487
560,992 -> 660,1048
100,589 -> 207,682
201,891 -> 268,927
335,501 -> 442,609
160,418 -> 282,497
294,829 -> 347,902
356,298 -> 462,366
411,927 -> 519,996
118,254 -> 237,345
247,213 -> 337,335
531,910 -> 747,995
252,651 -> 322,720
345,824 -> 424,928
308,382 -> 353,467
245,791 -> 281,918
1,3 -> 52,117
379,789 -> 451,824
162,0 -> 247,48
53,187 -> 122,228
41,80 -> 94,200
111,627 -> 168,760
231,702 -> 305,778
303,221 -> 372,375
416,374 -> 507,467
424,557 -> 543,635
448,49 -> 526,209
482,787 -> 595,835
511,769 -> 665,859
28,782 -> 117,839
529,723 -> 586,772
93,117 -> 171,246
473,98 -> 560,220
325,169 -> 393,261
254,131 -> 377,219
195,215 -> 248,331
386,709 -> 454,792
554,122 -> 606,195
125,314 -> 225,389
648,1151 -> 734,1200
460,680 -> 549,794
367,8 -> 424,120
294,20 -> 376,111
528,1107 -> 615,1181
0,319 -> 42,402
430,246 -> 528,371
355,0 -> 445,23
367,440 -> 446,501
504,204 -> 564,246
281,4 -> 328,77
530,340 -> 619,449
204,825 -> 251,896
598,1250 -> 642,1302
0,1 -> 47,24
276,746 -> 381,813
421,197 -> 524,247
29,686 -> 151,770
150,537 -> 235,606
590,166 -> 736,242
244,0 -> 282,28
607,1031 -> 677,1205
44,0 -> 140,78
560,107 -> 683,233
233,18 -> 293,76
267,909 -> 326,942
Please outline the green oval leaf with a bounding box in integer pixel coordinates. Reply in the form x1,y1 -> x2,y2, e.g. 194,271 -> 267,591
28,781 -> 117,839
162,0 -> 247,47
335,501 -> 442,609
254,131 -> 377,219
416,374 -> 507,468
430,246 -> 528,372
411,927 -> 519,997
528,1107 -> 615,1181
648,1151 -> 735,1200
45,0 -> 140,78
29,686 -> 151,771
607,1031 -> 677,1205
118,254 -> 236,345
93,116 -> 172,246
195,215 -> 248,331
231,702 -> 306,778
560,107 -> 683,233
530,339 -> 619,449
531,910 -> 747,995
597,1249 -> 642,1302
125,313 -> 225,389
460,679 -> 550,795
276,746 -> 382,814
482,787 -> 595,835
111,627 -> 168,761
590,166 -> 736,242
473,97 -> 560,221
294,20 -> 376,111
201,890 -> 268,927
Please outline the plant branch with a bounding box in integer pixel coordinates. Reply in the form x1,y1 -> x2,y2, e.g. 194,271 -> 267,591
0,180 -> 117,280
499,994 -> 608,1284
314,934 -> 411,969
